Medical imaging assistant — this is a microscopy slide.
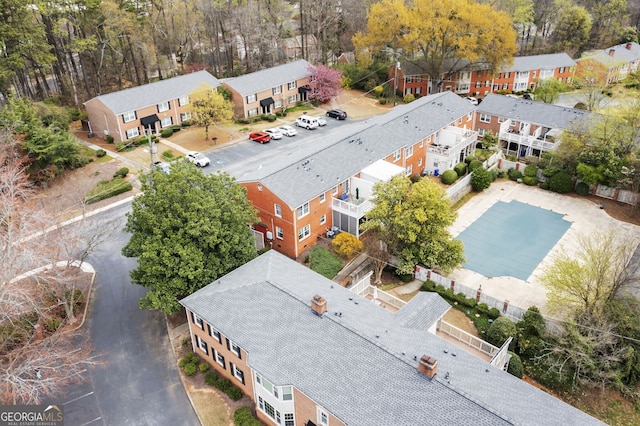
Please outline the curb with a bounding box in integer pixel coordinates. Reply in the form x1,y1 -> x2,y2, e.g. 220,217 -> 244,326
73,264 -> 96,332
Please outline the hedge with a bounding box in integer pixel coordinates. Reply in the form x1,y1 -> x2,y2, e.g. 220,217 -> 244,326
507,352 -> 524,378
549,171 -> 572,193
575,181 -> 590,196
468,159 -> 483,171
96,149 -> 107,158
454,162 -> 467,176
522,176 -> 538,186
507,168 -> 523,181
523,164 -> 537,177
233,407 -> 263,426
204,371 -> 244,401
84,178 -> 133,204
114,167 -> 129,178
161,128 -> 174,138
441,169 -> 458,185
464,155 -> 476,164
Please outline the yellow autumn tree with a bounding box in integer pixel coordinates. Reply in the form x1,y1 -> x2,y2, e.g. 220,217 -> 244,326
331,233 -> 364,259
189,83 -> 234,140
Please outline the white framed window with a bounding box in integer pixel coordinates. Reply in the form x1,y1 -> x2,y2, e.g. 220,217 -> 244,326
288,94 -> 297,103
282,386 -> 293,401
160,117 -> 173,128
125,127 -> 140,139
157,101 -> 170,112
264,400 -> 276,420
228,339 -> 241,358
247,94 -> 257,103
257,184 -> 262,191
510,119 -> 516,126
298,224 -> 311,241
418,158 -> 423,166
479,113 -> 491,123
287,81 -> 297,90
276,226 -> 284,240
393,149 -> 401,161
320,215 -> 326,225
180,112 -> 192,121
419,140 -> 424,148
272,85 -> 282,95
207,324 -> 221,343
332,186 -> 338,195
405,146 -> 413,157
275,204 -> 282,217
319,193 -> 325,203
196,335 -> 208,355
532,71 -> 537,77
405,165 -> 412,175
274,99 -> 282,108
215,350 -> 225,368
502,83 -> 508,90
122,111 -> 136,123
178,95 -> 189,106
232,364 -> 245,384
285,413 -> 295,426
318,408 -> 328,425
191,312 -> 204,330
248,108 -> 258,117
497,116 -> 505,123
297,202 -> 309,218
478,128 -> 486,137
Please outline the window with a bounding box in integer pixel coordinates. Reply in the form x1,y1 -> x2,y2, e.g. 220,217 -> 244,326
415,87 -> 421,94
122,111 -> 136,123
259,396 -> 264,410
498,116 -> 505,123
192,312 -> 204,330
475,81 -> 482,88
532,71 -> 537,78
207,324 -> 221,343
196,336 -> 208,355
478,128 -> 486,137
319,193 -> 325,203
298,224 -> 311,241
264,401 -> 275,419
393,149 -> 401,161
125,128 -> 140,139
287,81 -> 297,90
215,350 -> 225,368
297,202 -> 309,218
246,94 -> 257,103
332,186 -> 338,195
405,165 -> 412,175
157,101 -> 170,112
405,146 -> 413,157
276,226 -> 284,240
418,158 -> 422,166
505,72 -> 510,78
180,112 -> 192,121
318,409 -> 328,425
160,117 -> 173,128
274,99 -> 282,108
282,386 -> 292,401
231,342 -> 241,358
275,204 -> 282,217
479,113 -> 491,123
178,95 -> 189,106
232,364 -> 245,384
502,83 -> 508,90
272,85 -> 282,95
419,140 -> 424,148
285,413 -> 295,426
257,184 -> 262,191
287,95 -> 296,104
276,411 -> 281,424
248,108 -> 258,117
320,215 -> 326,225
274,387 -> 279,398
559,67 -> 565,73
415,76 -> 422,82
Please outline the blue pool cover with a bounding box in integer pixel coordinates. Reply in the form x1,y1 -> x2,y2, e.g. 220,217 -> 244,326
456,200 -> 571,281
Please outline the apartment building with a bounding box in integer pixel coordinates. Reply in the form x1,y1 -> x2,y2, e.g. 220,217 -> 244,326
475,94 -> 592,158
576,42 -> 640,86
240,91 -> 477,259
84,70 -> 221,143
180,250 -> 603,426
221,60 -> 313,118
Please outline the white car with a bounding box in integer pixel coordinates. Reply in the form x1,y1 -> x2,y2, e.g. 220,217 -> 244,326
263,128 -> 284,140
465,96 -> 479,105
277,125 -> 297,137
314,116 -> 327,126
186,151 -> 210,167
152,161 -> 171,174
295,116 -> 319,129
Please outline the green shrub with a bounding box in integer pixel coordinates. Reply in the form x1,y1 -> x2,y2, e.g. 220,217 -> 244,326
471,167 -> 492,192
170,125 -> 181,132
549,171 -> 572,193
378,98 -> 388,105
114,167 -> 129,178
204,371 -> 217,386
409,174 -> 421,183
227,386 -> 243,401
396,270 -> 413,282
522,176 -> 538,186
507,168 -> 523,181
161,150 -> 175,161
575,181 -> 589,196
44,317 -> 62,332
106,135 -> 114,143
262,114 -> 277,122
507,352 -> 524,378
115,142 -> 126,152
96,149 -> 107,158
523,164 -> 537,177
488,307 -> 501,319
403,93 -> 415,103
181,119 -> 194,126
199,362 -> 210,372
421,280 -> 436,291
233,407 -> 263,426
84,178 -> 133,204
182,337 -> 190,347
309,246 -> 343,279
441,169 -> 458,185
468,159 -> 483,171
464,155 -> 476,164
183,363 -> 197,376
486,317 -> 517,347
161,128 -> 174,138
454,162 -> 467,176
540,182 -> 550,190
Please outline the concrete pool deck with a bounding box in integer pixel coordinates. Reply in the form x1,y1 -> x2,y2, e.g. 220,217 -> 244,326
448,180 -> 640,315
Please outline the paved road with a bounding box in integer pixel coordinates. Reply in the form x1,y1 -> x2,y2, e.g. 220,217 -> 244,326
52,204 -> 198,425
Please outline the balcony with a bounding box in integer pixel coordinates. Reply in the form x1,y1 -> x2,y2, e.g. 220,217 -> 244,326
332,197 -> 373,218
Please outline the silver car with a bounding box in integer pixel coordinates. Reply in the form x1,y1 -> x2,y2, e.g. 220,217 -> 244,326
186,151 -> 210,167
264,128 -> 284,140
277,125 -> 297,137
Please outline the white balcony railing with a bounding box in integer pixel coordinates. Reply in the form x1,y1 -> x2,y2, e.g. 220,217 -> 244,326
500,131 -> 556,151
332,197 -> 373,218
437,319 -> 500,358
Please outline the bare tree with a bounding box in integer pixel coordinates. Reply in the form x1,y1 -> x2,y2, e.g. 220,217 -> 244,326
363,231 -> 389,285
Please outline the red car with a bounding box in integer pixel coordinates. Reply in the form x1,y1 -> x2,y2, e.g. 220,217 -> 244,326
249,131 -> 271,144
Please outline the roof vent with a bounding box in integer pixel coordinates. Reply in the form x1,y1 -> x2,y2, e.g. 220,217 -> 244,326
418,355 -> 438,379
311,295 -> 327,317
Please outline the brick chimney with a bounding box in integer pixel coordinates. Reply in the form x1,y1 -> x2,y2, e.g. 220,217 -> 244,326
418,355 -> 438,379
626,42 -> 633,50
311,295 -> 327,316
609,49 -> 616,56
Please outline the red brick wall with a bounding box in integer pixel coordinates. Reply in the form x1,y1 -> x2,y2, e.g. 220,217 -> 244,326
292,388 -> 346,426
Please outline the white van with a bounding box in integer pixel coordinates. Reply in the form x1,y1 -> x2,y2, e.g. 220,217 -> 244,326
295,116 -> 319,130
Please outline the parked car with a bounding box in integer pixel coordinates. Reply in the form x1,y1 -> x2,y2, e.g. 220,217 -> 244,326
314,116 -> 327,126
186,151 -> 210,167
326,109 -> 347,120
263,128 -> 283,140
249,131 -> 272,143
277,125 -> 297,137
465,96 -> 479,105
152,161 -> 171,174
295,116 -> 319,130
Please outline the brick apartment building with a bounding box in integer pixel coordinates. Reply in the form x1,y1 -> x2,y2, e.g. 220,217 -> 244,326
576,41 -> 640,86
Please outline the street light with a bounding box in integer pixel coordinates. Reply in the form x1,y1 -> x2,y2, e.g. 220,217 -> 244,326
393,61 -> 400,106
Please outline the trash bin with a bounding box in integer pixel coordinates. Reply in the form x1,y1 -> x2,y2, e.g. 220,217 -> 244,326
434,169 -> 439,177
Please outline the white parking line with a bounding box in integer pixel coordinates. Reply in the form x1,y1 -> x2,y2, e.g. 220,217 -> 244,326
63,391 -> 94,405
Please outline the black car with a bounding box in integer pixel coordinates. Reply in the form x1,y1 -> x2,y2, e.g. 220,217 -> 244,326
326,109 -> 347,120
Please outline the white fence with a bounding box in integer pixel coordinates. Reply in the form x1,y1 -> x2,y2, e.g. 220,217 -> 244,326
437,319 -> 500,358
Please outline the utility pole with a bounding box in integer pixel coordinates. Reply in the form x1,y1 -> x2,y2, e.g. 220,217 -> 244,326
147,125 -> 154,169
393,61 -> 400,106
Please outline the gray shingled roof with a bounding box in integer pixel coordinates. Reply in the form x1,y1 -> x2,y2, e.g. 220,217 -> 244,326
84,70 -> 221,114
239,91 -> 475,209
477,94 -> 593,129
581,42 -> 640,67
222,60 -> 313,96
181,251 -> 603,426
505,53 -> 576,72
